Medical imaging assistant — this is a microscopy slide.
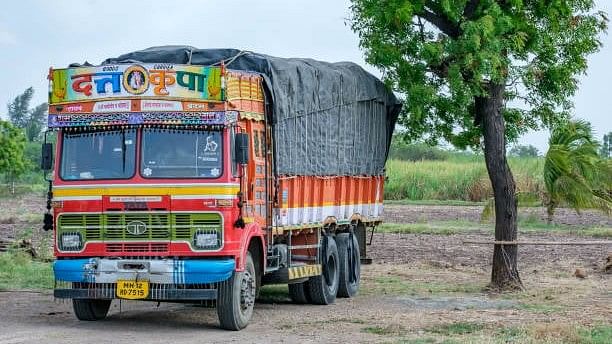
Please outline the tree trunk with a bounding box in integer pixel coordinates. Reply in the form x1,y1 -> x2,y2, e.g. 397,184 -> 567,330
546,203 -> 554,224
476,83 -> 523,291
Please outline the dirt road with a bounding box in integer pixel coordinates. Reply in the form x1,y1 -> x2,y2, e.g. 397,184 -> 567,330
0,289 -> 380,344
0,196 -> 610,343
1,256 -> 609,344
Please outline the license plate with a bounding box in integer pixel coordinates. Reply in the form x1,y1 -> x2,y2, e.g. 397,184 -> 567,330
116,280 -> 149,300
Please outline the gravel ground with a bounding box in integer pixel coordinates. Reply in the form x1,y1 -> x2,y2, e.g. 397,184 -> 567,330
0,195 -> 609,343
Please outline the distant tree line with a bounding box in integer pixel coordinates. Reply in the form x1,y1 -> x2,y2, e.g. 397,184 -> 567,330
0,87 -> 48,189
601,132 -> 612,159
391,134 -> 611,162
509,144 -> 539,158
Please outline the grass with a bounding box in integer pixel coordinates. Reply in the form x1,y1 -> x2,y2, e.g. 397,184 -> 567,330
0,183 -> 46,198
378,216 -> 611,237
384,199 -> 485,206
425,322 -> 485,336
497,326 -> 530,343
388,324 -> 612,344
524,322 -> 612,344
579,325 -> 612,344
258,284 -> 290,303
384,157 -> 544,202
0,251 -> 53,290
368,276 -> 482,296
517,302 -> 566,314
581,227 -> 612,238
377,222 -> 475,235
395,338 -> 437,344
362,324 -> 406,336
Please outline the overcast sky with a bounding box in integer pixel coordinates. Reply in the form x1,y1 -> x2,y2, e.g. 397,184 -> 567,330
1,0 -> 610,153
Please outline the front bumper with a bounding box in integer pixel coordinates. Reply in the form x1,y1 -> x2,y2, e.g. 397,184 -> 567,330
53,258 -> 234,300
54,282 -> 218,300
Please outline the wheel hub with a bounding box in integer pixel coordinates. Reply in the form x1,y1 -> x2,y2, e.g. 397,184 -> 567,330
323,254 -> 337,288
240,271 -> 256,311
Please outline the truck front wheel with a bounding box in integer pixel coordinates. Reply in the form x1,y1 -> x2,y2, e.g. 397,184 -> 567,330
308,235 -> 339,305
72,299 -> 111,321
217,252 -> 257,330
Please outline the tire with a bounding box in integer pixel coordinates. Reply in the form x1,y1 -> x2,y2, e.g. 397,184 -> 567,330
72,299 -> 111,321
307,235 -> 340,305
288,281 -> 311,304
217,252 -> 257,330
337,232 -> 361,298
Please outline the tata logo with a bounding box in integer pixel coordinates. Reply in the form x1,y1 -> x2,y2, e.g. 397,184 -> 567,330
126,221 -> 147,235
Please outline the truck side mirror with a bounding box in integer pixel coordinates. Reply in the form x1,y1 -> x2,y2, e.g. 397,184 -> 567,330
41,143 -> 53,171
234,133 -> 249,165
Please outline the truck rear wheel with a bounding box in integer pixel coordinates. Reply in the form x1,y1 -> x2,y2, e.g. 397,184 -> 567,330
337,232 -> 361,297
288,281 -> 311,304
217,252 -> 256,330
307,235 -> 339,305
72,299 -> 111,321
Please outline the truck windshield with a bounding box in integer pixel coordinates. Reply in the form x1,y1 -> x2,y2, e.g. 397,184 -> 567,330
60,129 -> 137,180
141,128 -> 223,178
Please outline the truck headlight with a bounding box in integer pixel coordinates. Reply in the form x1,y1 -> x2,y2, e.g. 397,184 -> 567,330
61,233 -> 82,250
194,231 -> 219,249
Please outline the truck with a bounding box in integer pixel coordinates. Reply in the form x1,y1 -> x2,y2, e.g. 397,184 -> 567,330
42,47 -> 400,330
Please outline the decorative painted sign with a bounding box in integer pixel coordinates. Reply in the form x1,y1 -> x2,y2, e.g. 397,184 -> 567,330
47,110 -> 239,128
48,100 -> 226,114
49,64 -> 223,104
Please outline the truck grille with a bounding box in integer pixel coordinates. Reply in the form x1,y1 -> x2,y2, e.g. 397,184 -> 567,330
56,213 -> 223,251
106,242 -> 169,253
172,213 -> 221,239
58,214 -> 102,240
106,213 -> 170,240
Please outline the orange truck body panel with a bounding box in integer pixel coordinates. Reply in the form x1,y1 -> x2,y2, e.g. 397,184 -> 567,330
227,71 -> 384,230
276,175 -> 384,228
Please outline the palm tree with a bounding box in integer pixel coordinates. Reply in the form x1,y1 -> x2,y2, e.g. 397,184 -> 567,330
544,120 -> 612,223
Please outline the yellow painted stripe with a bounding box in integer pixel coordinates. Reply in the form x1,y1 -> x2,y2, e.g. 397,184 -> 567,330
288,264 -> 322,280
53,186 -> 239,197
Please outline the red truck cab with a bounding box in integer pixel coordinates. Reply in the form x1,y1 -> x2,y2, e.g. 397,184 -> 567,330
44,48 -> 399,330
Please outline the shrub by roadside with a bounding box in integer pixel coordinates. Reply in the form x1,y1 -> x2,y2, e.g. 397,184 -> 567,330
0,251 -> 53,290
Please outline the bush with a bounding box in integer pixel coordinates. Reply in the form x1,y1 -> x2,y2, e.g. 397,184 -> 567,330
388,138 -> 449,161
0,252 -> 53,290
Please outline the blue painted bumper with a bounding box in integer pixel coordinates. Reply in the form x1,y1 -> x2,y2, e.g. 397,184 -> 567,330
172,259 -> 235,284
53,258 -> 98,283
53,258 -> 235,284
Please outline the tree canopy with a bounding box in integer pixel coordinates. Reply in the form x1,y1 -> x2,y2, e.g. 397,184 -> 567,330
7,87 -> 48,142
350,0 -> 607,290
0,120 -> 27,182
7,87 -> 34,129
350,0 -> 607,148
25,102 -> 48,142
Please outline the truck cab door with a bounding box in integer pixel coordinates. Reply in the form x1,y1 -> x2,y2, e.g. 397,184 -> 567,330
244,121 -> 269,227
